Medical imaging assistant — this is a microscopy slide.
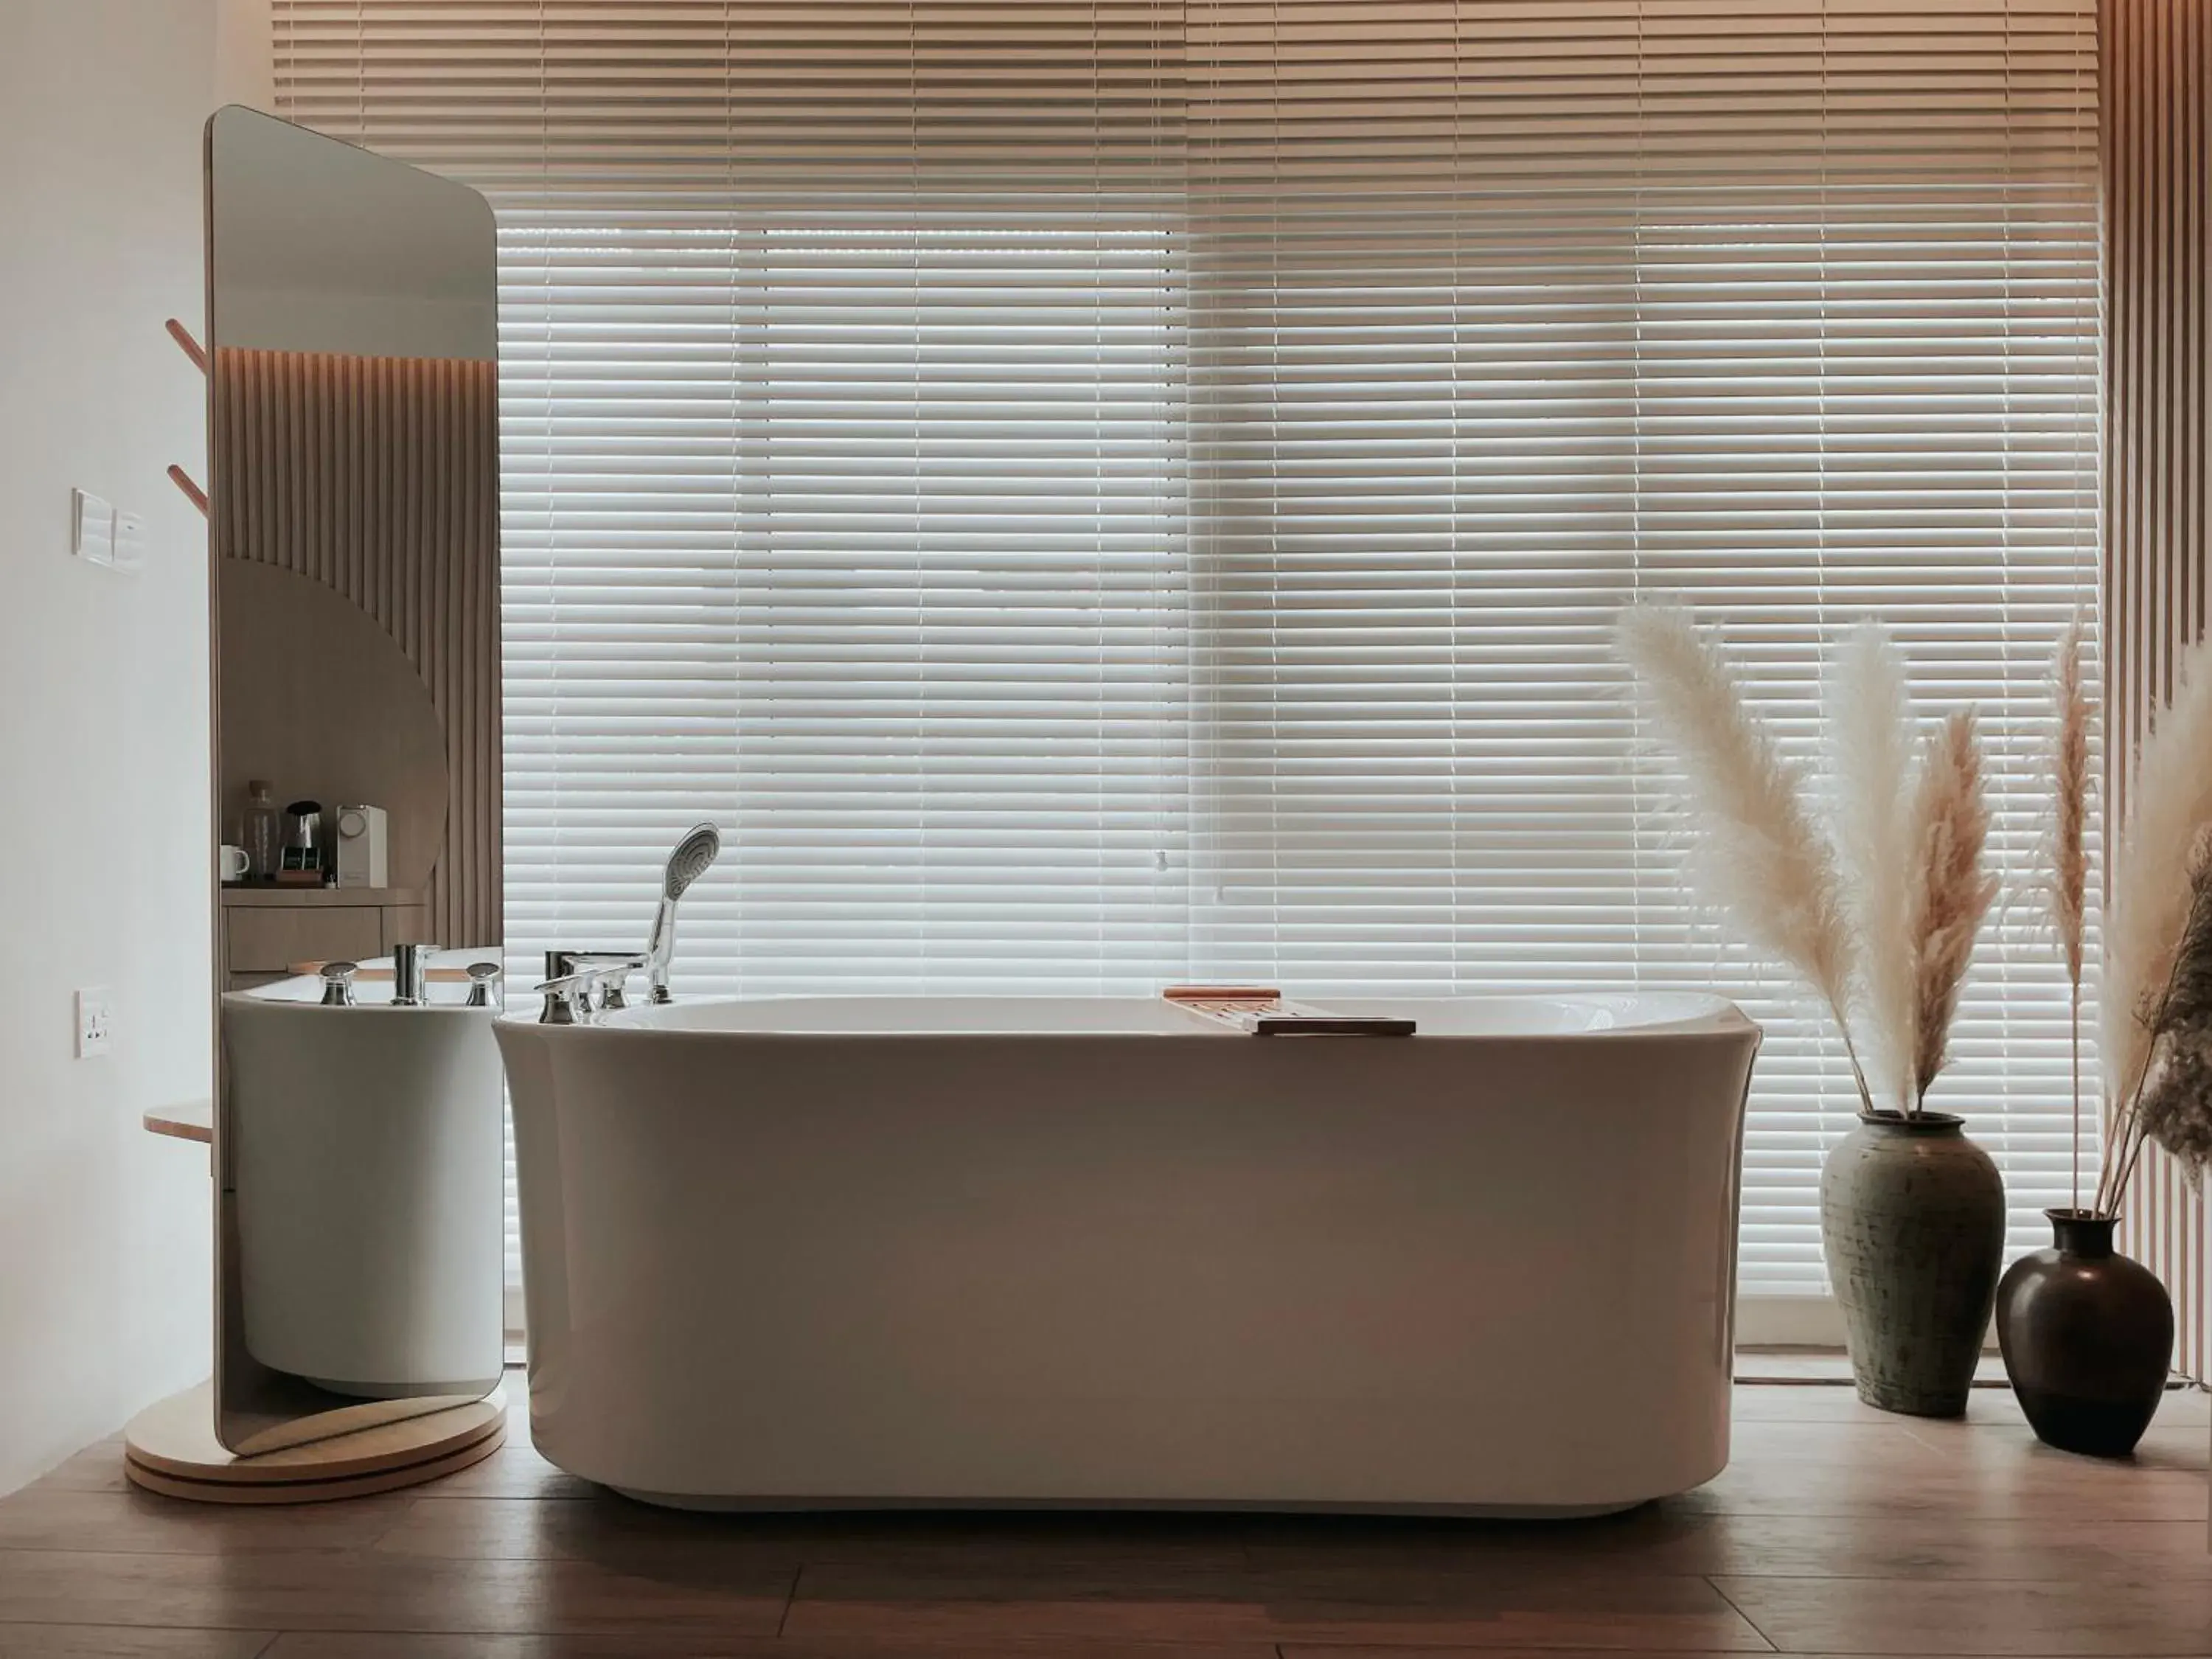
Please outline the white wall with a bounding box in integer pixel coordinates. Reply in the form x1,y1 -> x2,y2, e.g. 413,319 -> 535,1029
0,0 -> 223,1495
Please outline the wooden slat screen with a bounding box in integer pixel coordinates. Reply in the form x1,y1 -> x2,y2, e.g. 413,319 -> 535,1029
2104,0 -> 2212,1382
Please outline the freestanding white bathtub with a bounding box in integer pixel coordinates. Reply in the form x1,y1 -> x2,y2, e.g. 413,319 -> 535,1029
495,993 -> 1758,1514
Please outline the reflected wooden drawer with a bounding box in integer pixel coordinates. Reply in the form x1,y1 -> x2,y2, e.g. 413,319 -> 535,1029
227,906 -> 384,974
219,887 -> 429,990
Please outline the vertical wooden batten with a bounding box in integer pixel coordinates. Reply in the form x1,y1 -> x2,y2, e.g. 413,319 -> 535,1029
2104,0 -> 2212,1381
210,345 -> 502,953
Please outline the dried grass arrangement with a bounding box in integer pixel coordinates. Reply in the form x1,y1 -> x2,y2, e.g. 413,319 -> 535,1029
1618,606 -> 1994,1117
2095,634 -> 2212,1217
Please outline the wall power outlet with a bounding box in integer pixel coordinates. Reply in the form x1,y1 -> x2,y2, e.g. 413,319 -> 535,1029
75,988 -> 114,1059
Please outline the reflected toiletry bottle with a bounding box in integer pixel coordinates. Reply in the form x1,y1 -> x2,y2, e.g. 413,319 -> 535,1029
244,779 -> 279,881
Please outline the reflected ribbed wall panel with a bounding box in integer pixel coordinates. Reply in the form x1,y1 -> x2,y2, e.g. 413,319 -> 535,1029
211,346 -> 501,953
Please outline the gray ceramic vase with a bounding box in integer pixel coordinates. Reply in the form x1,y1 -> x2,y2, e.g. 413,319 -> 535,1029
1820,1110 -> 2006,1417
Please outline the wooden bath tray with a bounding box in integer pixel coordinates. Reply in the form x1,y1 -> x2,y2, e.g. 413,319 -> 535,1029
1162,985 -> 1416,1037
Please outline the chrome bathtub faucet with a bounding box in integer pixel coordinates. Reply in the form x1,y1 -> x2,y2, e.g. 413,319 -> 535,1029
537,823 -> 723,1023
535,950 -> 645,1025
392,941 -> 440,1006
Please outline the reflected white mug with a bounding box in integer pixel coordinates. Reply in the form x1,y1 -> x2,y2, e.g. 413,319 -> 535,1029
220,844 -> 252,882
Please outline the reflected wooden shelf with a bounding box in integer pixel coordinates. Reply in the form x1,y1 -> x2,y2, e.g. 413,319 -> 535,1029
220,886 -> 423,908
145,1098 -> 212,1146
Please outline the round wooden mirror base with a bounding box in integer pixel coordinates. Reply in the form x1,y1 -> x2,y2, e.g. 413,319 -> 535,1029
123,1381 -> 507,1504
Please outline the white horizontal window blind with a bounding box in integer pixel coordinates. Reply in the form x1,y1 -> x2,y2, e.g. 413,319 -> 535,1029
275,1 -> 2099,1305
1176,1 -> 2102,1307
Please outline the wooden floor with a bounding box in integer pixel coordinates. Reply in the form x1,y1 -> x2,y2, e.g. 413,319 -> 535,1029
0,1381 -> 2207,1658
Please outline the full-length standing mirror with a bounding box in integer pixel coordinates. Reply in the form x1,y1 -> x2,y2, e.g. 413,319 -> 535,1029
205,106 -> 505,1455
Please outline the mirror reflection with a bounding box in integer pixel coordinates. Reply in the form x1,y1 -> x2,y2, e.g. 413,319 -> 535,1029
206,105 -> 505,1453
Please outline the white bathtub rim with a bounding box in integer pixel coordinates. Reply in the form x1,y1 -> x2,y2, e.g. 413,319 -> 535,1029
501,990 -> 1753,1043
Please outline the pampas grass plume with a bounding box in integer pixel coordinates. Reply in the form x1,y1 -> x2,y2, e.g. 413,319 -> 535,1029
1832,623 -> 1920,1113
2104,634 -> 2212,1119
2137,1041 -> 2212,1180
2132,832 -> 2212,1181
2047,619 -> 2090,986
1619,606 -> 1866,1106
1909,709 -> 1996,1103
2045,617 -> 2090,1206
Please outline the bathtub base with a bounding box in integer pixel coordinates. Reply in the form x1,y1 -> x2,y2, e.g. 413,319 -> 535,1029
610,1487 -> 1649,1520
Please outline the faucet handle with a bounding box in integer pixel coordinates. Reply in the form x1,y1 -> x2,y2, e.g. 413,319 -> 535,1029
319,961 -> 358,1007
464,961 -> 503,1009
532,973 -> 587,1026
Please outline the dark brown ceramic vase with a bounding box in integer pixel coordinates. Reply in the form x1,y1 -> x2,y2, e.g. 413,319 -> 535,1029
1994,1208 -> 2173,1458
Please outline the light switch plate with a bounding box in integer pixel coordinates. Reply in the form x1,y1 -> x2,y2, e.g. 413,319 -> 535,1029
72,487 -> 116,567
75,987 -> 114,1059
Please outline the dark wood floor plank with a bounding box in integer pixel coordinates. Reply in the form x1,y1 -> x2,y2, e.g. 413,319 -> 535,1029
1674,1426 -> 2208,1523
1900,1413 -> 2209,1478
409,1441 -> 596,1502
0,1489 -> 408,1555
782,1563 -> 1774,1650
374,1495 -> 1259,1574
0,1630 -> 273,1659
265,1635 -> 1275,1658
1729,1383 -> 2210,1433
1713,1574 -> 2212,1655
1275,1653 -> 2032,1659
371,1496 -> 810,1570
23,1440 -> 131,1495
1237,1506 -> 1723,1574
1680,1513 -> 2212,1582
0,1551 -> 792,1639
1241,1508 -> 2212,1583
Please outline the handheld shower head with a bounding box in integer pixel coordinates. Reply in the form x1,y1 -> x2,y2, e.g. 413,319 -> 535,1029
664,821 -> 722,902
647,821 -> 722,1002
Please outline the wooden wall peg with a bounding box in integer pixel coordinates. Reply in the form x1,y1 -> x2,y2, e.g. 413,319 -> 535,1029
169,465 -> 209,517
166,317 -> 207,374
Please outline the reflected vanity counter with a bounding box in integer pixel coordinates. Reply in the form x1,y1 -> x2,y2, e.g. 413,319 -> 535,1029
224,971 -> 506,1399
496,993 -> 1759,1514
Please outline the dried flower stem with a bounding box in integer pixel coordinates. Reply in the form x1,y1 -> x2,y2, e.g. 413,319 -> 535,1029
2047,618 -> 2090,1208
2099,945 -> 2185,1217
2071,978 -> 2082,1211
